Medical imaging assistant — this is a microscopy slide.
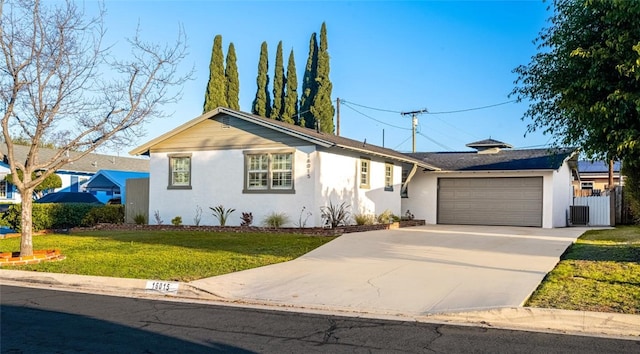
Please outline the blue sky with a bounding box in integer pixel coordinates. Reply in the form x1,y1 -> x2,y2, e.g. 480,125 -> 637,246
95,1 -> 552,155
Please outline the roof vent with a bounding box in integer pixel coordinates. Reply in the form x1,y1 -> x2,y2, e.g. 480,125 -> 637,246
466,138 -> 512,154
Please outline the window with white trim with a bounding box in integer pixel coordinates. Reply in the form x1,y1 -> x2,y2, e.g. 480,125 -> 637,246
0,180 -> 7,198
168,154 -> 191,189
244,151 -> 294,193
384,163 -> 394,191
360,158 -> 370,189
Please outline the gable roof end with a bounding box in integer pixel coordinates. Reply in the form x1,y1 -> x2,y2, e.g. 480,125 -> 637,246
130,107 -> 440,171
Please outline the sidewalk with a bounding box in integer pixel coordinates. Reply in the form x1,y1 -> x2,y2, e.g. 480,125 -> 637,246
1,269 -> 638,340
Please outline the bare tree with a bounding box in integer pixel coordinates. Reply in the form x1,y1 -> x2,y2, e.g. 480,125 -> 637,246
0,0 -> 191,256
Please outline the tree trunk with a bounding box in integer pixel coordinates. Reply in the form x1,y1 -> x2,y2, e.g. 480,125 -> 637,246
608,159 -> 615,190
19,188 -> 34,257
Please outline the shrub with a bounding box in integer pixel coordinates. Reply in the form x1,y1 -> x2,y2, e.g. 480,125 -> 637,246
210,205 -> 236,226
240,212 -> 253,227
133,213 -> 147,225
4,203 -> 100,231
353,213 -> 375,226
263,212 -> 289,228
403,209 -> 415,221
81,205 -> 125,226
171,216 -> 182,226
320,201 -> 351,228
376,209 -> 394,224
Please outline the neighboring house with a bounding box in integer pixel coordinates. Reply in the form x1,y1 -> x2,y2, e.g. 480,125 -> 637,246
0,161 -> 17,201
403,139 -> 578,228
129,107 -> 440,227
0,144 -> 149,203
84,170 -> 150,204
572,160 -> 623,197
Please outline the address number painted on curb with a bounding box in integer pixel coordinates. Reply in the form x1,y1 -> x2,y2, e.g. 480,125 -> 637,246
145,280 -> 179,294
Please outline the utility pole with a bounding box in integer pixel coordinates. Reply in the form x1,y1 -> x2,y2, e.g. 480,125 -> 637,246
336,97 -> 340,136
400,109 -> 427,152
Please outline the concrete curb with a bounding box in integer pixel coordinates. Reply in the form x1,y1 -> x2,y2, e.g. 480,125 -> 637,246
424,307 -> 640,340
1,269 -> 638,340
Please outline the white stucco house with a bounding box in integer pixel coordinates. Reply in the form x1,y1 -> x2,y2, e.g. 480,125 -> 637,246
129,107 -> 440,227
130,108 -> 579,228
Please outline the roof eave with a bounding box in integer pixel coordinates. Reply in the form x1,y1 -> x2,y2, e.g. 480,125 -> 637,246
336,144 -> 440,171
129,107 -> 336,156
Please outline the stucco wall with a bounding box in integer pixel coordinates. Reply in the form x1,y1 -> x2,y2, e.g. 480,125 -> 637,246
404,169 -> 573,228
316,147 -> 402,222
149,146 -> 318,227
551,163 -> 573,227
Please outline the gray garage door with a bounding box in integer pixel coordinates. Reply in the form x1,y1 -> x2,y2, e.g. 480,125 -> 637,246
438,177 -> 543,227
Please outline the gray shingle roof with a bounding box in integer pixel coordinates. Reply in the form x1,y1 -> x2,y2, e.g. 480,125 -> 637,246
1,144 -> 149,173
406,147 -> 576,171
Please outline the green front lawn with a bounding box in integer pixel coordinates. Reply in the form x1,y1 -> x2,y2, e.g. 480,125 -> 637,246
0,230 -> 336,282
526,226 -> 640,314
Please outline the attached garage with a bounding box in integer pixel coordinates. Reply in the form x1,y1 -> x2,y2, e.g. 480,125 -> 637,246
437,177 -> 543,227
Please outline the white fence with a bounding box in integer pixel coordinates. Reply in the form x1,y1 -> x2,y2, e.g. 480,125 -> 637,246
573,195 -> 613,226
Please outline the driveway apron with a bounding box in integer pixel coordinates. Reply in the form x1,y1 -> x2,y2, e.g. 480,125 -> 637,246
190,225 -> 589,315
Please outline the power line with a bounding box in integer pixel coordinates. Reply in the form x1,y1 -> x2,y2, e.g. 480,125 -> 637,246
417,132 -> 453,151
339,99 -> 517,115
393,134 -> 413,150
339,100 -> 403,113
341,102 -> 411,130
426,100 -> 517,114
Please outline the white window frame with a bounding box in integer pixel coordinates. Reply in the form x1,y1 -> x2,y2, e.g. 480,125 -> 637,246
168,154 -> 192,189
244,150 -> 295,194
581,181 -> 594,190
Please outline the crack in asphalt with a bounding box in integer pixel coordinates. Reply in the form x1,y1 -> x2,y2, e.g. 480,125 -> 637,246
321,319 -> 339,344
423,324 -> 444,353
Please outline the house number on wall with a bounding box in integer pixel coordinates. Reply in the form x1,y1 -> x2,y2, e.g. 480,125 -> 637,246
306,155 -> 311,178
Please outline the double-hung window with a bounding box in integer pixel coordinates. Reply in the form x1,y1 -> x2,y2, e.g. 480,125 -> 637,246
384,163 -> 394,191
168,154 -> 191,189
244,150 -> 294,193
359,158 -> 370,189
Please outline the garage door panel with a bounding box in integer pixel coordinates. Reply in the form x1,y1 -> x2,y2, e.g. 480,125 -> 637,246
438,177 -> 543,227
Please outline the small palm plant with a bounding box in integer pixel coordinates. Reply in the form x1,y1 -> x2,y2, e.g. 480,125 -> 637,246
210,205 -> 236,226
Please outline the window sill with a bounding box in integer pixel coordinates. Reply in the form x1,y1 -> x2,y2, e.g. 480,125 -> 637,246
243,189 -> 295,194
167,185 -> 192,190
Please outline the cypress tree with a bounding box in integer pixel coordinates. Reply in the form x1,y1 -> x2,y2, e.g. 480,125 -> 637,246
299,33 -> 318,128
282,49 -> 298,125
311,22 -> 335,133
252,41 -> 271,117
203,34 -> 227,113
225,42 -> 240,110
270,41 -> 285,120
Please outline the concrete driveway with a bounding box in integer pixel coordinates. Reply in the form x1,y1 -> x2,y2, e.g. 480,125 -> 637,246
190,225 -> 589,316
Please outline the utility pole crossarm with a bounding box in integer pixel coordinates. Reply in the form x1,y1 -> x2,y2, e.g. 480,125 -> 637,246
400,109 -> 428,153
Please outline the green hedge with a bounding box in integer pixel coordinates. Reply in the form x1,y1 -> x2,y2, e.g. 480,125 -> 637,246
3,203 -> 125,231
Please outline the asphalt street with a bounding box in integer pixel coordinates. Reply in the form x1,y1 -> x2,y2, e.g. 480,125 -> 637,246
2,285 -> 638,353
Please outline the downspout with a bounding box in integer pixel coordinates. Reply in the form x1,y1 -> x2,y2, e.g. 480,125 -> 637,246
401,163 -> 419,195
